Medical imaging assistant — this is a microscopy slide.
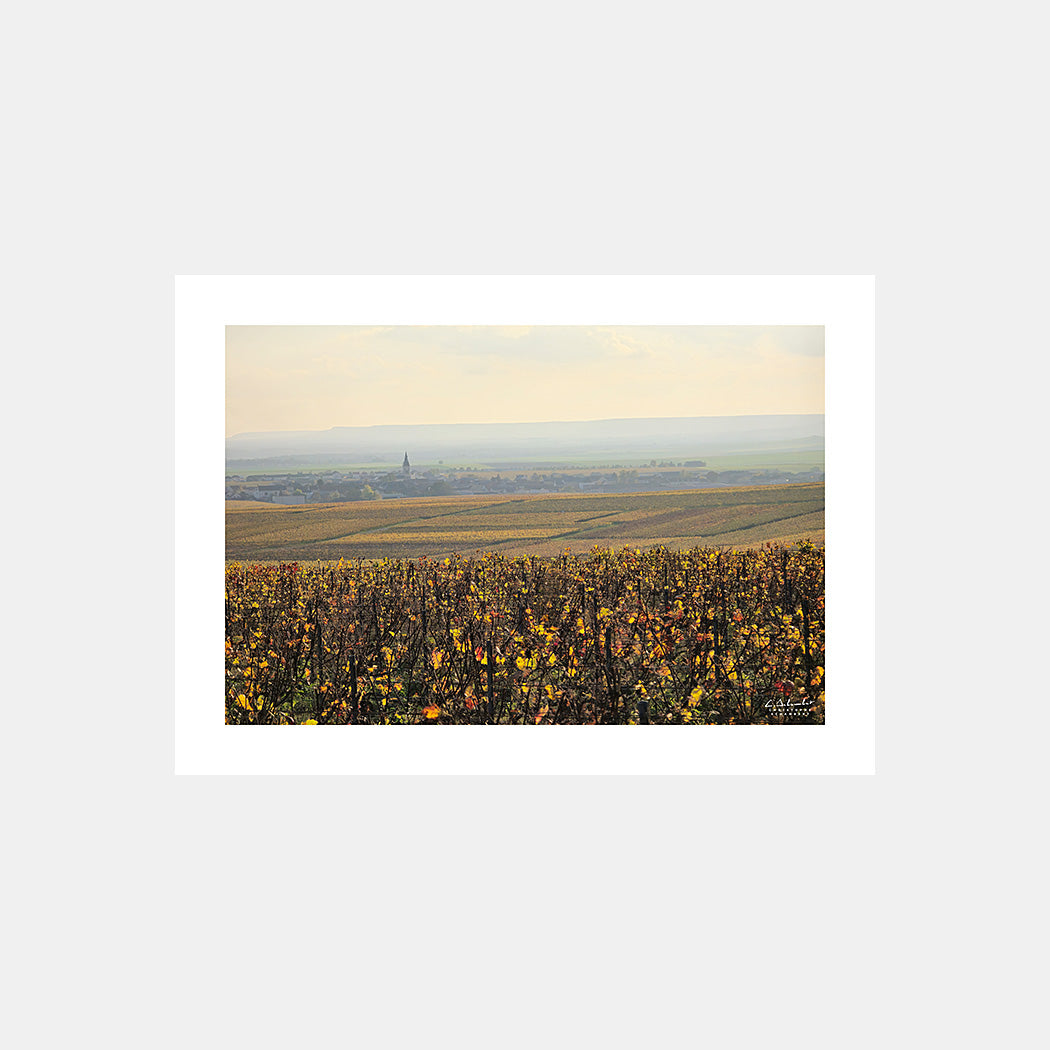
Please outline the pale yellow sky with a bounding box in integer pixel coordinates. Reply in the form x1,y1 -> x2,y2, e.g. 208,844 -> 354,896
226,325 -> 824,436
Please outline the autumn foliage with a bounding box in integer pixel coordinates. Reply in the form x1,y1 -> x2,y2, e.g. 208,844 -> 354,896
225,543 -> 824,725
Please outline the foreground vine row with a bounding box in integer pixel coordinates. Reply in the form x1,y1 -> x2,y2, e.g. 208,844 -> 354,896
225,543 -> 824,725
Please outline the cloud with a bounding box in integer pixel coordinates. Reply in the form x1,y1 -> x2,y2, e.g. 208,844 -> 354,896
754,326 -> 824,357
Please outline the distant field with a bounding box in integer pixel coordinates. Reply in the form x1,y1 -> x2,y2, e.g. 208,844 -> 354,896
227,483 -> 824,561
699,450 -> 825,472
227,448 -> 823,476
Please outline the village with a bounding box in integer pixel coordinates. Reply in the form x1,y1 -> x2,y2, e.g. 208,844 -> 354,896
225,453 -> 824,504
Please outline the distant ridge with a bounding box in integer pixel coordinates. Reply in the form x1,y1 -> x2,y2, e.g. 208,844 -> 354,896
227,414 -> 824,463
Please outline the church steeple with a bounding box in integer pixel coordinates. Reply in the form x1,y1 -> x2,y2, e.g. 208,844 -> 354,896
402,451 -> 410,476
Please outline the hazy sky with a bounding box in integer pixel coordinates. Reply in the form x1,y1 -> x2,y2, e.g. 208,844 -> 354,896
226,325 -> 824,436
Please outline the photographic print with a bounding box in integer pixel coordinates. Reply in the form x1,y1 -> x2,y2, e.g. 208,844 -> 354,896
225,324 -> 825,727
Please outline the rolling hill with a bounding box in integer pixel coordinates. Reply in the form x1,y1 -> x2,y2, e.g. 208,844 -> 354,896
226,482 -> 824,562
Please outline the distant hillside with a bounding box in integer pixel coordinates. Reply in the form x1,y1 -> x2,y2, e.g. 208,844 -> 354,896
226,414 -> 824,466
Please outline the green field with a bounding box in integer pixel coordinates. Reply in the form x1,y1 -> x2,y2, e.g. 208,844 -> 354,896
226,483 -> 824,561
698,450 -> 825,472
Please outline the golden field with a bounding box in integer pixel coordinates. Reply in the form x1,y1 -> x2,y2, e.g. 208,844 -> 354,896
226,483 -> 824,561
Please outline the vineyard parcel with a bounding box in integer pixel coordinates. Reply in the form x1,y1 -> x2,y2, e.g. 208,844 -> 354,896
226,540 -> 825,726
